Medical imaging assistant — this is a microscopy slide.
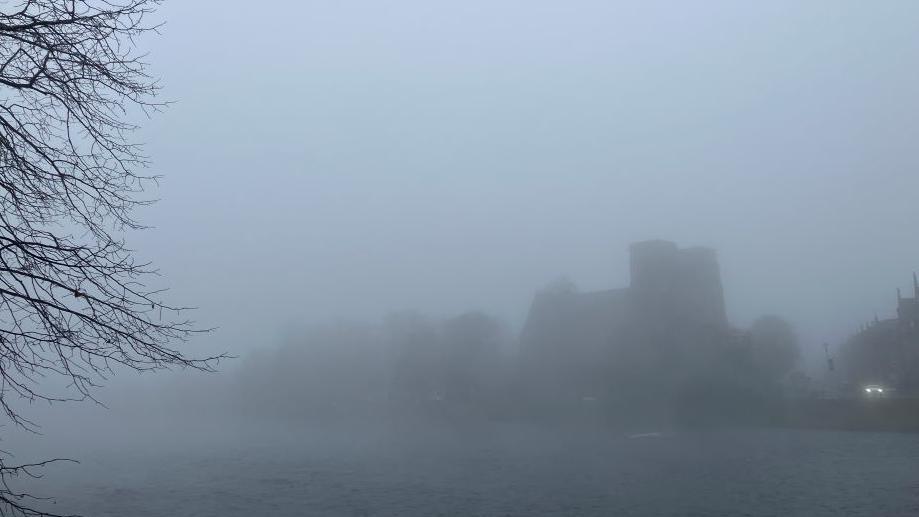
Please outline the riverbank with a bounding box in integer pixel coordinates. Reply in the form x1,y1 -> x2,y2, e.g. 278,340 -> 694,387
781,398 -> 919,433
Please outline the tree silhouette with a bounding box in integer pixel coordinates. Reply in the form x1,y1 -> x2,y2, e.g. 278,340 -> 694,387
749,315 -> 800,380
0,2 -> 218,514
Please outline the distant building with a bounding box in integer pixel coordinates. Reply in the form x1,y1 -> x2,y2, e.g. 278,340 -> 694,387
840,275 -> 919,395
518,240 -> 730,401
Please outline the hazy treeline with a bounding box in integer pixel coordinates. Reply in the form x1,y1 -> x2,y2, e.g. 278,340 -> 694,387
235,312 -> 514,420
230,306 -> 805,428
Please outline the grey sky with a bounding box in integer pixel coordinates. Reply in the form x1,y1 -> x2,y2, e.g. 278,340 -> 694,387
130,0 -> 919,367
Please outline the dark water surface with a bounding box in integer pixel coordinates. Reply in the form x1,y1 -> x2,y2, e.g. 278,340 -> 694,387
34,424 -> 919,516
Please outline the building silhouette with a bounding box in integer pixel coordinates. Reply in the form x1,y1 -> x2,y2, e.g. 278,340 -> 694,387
840,274 -> 919,395
518,240 -> 729,402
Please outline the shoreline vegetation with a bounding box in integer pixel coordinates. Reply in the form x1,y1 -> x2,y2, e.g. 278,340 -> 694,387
186,241 -> 918,436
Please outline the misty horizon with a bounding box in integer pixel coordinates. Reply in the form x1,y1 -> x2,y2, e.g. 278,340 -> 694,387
128,1 -> 919,373
3,1 -> 919,516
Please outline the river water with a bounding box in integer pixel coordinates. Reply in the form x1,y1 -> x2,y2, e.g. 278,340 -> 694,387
28,423 -> 919,516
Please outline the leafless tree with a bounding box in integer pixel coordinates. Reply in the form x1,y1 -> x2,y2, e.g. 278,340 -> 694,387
0,1 -> 218,514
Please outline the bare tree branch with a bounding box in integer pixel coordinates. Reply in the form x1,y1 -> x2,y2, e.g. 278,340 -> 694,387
0,458 -> 79,517
0,1 -> 218,514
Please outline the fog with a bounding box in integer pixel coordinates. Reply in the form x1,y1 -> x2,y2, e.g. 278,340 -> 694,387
6,1 -> 919,516
122,0 -> 919,367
